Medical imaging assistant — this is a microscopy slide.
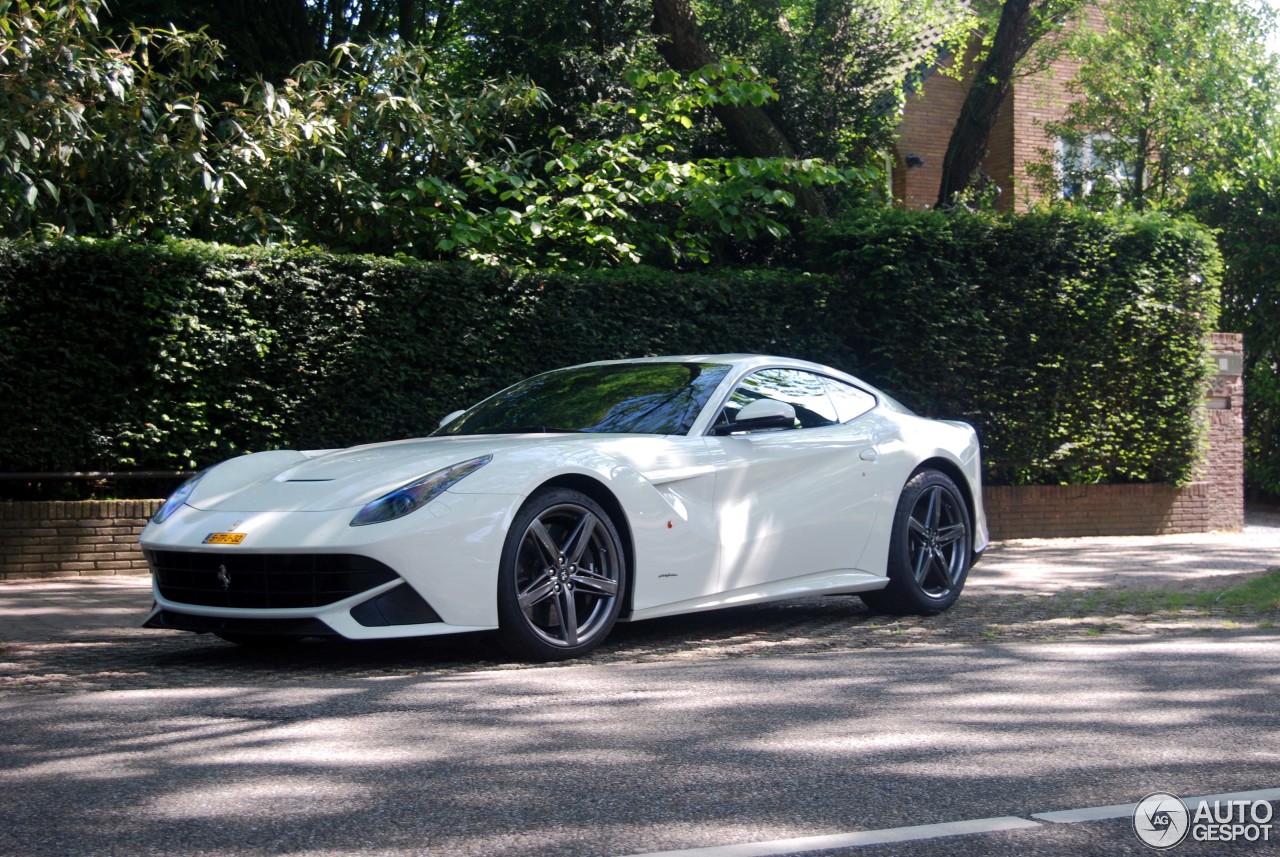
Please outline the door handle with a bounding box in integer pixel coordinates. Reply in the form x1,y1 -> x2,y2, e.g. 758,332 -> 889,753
859,448 -> 879,462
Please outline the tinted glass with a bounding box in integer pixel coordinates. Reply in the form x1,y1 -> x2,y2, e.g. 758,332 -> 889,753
717,369 -> 839,430
824,377 -> 877,422
436,362 -> 733,436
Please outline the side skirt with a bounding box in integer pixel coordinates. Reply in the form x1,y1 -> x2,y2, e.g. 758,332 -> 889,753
623,569 -> 888,623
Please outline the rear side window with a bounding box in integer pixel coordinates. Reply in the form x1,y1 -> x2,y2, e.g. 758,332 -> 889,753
824,377 -> 877,422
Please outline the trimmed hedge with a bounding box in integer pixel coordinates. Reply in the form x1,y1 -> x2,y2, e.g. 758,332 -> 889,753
1188,186 -> 1280,499
0,208 -> 1220,495
804,208 -> 1221,485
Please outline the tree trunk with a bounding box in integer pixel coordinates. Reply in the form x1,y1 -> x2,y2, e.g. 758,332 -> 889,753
651,0 -> 828,216
936,0 -> 1036,208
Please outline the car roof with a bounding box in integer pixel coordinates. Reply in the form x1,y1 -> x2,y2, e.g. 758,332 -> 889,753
577,354 -> 840,374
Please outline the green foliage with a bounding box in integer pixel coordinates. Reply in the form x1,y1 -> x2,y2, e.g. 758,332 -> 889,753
692,0 -> 973,167
1025,0 -> 1279,497
1031,0 -> 1279,211
1187,130 -> 1280,497
805,207 -> 1220,485
0,0 -> 229,237
0,211 -> 1220,490
221,48 -> 851,267
0,2 -> 852,268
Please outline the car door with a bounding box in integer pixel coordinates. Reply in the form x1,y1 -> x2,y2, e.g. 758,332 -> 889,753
707,368 -> 884,593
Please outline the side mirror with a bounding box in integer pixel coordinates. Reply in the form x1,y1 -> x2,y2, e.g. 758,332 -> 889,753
438,409 -> 466,429
713,399 -> 796,435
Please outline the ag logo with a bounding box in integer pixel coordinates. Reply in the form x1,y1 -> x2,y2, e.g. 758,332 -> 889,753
216,564 -> 231,591
1133,792 -> 1190,849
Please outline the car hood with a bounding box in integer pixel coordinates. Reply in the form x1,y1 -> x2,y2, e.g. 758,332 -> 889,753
185,434 -> 687,513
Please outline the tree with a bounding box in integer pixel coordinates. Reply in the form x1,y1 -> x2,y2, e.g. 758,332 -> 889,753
0,1 -> 850,267
654,0 -> 971,211
99,0 -> 321,85
0,0 -> 230,237
650,0 -> 827,214
1034,0 -> 1278,211
1037,0 -> 1280,499
696,0 -> 970,170
223,46 -> 850,266
95,0 -> 971,209
100,0 -> 465,79
936,0 -> 1078,208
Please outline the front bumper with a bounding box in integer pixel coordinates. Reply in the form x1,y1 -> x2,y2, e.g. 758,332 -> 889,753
138,492 -> 517,639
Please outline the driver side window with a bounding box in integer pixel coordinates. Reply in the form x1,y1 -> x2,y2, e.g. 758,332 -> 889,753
717,368 -> 839,430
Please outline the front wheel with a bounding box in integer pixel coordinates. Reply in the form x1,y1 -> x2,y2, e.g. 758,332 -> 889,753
496,488 -> 626,661
861,469 -> 972,615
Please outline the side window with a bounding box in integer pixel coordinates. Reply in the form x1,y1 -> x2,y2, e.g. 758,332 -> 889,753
824,377 -> 877,423
718,369 -> 839,430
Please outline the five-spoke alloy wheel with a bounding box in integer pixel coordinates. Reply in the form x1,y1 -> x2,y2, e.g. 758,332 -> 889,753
861,468 -> 972,615
497,488 -> 626,661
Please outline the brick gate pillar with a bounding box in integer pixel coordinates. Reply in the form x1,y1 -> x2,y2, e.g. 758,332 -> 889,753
1203,332 -> 1245,531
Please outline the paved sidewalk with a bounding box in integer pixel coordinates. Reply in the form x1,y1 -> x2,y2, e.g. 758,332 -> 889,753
970,510 -> 1280,595
2,512 -> 1278,645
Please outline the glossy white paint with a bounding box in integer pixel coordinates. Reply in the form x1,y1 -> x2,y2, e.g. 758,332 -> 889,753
140,354 -> 989,643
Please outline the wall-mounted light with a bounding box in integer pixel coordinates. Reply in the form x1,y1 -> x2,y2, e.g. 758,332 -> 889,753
906,155 -> 925,168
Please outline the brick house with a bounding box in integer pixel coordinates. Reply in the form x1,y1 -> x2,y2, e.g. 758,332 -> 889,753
891,3 -> 1107,210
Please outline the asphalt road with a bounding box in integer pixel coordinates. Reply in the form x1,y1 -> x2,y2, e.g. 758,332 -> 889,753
3,631 -> 1278,857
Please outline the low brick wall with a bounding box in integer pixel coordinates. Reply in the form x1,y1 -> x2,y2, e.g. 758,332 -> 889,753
0,500 -> 160,580
986,332 -> 1244,541
985,482 -> 1220,540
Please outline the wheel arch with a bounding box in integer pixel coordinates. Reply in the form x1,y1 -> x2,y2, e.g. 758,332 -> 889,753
534,473 -> 637,619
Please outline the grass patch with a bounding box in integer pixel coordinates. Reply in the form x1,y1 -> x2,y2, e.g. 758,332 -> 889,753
1202,569 -> 1280,610
1043,569 -> 1280,617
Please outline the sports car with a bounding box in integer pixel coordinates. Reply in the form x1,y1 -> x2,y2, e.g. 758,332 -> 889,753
140,355 -> 988,660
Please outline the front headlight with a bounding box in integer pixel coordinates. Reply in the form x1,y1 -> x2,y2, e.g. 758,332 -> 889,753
350,456 -> 492,527
152,469 -> 208,525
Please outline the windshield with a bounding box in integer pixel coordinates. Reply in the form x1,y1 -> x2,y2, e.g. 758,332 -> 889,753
435,362 -> 733,436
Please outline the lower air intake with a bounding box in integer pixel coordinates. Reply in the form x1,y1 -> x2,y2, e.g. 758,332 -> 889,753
146,551 -> 399,609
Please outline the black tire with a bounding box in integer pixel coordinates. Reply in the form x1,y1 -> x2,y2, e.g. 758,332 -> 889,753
496,487 -> 626,661
861,469 -> 972,615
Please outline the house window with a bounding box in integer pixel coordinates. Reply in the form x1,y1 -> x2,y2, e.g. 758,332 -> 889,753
1056,134 -> 1136,200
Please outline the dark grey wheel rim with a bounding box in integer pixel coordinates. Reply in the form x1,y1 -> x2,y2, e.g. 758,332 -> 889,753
906,484 -> 971,599
513,502 -> 621,648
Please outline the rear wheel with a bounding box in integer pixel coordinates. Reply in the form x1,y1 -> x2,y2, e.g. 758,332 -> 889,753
861,469 -> 972,615
496,488 -> 626,661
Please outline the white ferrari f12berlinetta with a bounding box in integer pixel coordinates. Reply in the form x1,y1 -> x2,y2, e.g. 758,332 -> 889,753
141,355 -> 988,660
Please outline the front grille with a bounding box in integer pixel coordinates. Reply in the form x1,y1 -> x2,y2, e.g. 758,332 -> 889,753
146,550 -> 399,609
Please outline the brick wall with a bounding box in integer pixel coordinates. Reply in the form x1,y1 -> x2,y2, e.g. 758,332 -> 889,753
893,50 -> 977,209
984,333 -> 1245,538
0,500 -> 160,580
1006,4 -> 1107,208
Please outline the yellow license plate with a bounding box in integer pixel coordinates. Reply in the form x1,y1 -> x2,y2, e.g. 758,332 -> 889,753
203,532 -> 247,545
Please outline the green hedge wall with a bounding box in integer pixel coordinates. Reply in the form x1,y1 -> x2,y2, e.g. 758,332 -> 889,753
803,208 -> 1221,485
0,208 -> 1220,494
